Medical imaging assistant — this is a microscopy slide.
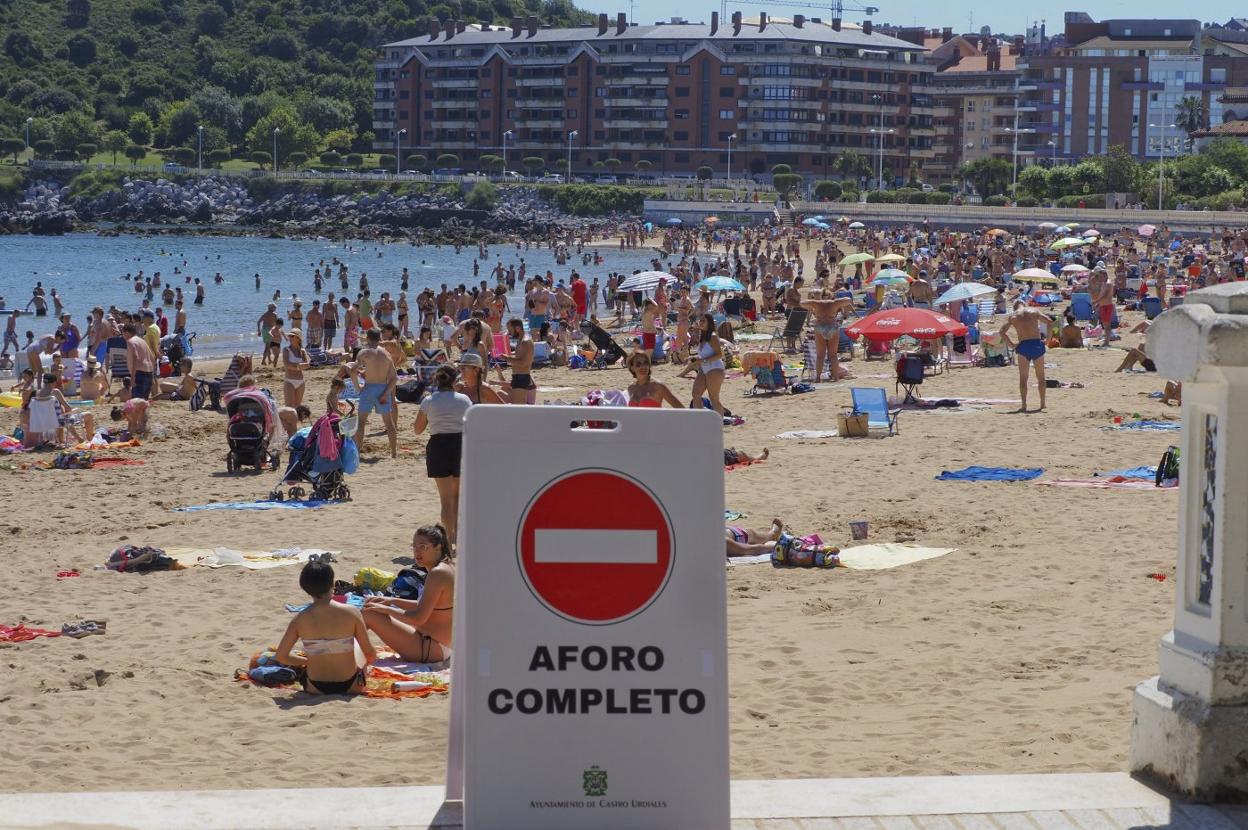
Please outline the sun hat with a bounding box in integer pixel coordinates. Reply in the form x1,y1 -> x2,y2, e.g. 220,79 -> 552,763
457,352 -> 483,368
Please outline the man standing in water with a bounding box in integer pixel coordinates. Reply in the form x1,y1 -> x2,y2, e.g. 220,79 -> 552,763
349,329 -> 398,459
999,301 -> 1053,413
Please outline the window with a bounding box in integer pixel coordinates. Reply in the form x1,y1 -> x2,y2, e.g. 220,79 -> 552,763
967,121 -> 976,131
719,109 -> 734,119
508,68 -> 517,77
718,131 -> 733,141
482,69 -> 491,77
677,65 -> 691,75
675,151 -> 689,162
566,109 -> 577,118
595,109 -> 605,118
1212,68 -> 1227,83
675,131 -> 688,140
720,87 -> 734,97
720,66 -> 736,75
481,90 -> 491,98
567,67 -> 578,76
567,88 -> 578,97
399,110 -> 409,119
676,87 -> 690,96
507,89 -> 517,98
594,130 -> 605,139
399,90 -> 410,99
424,90 -> 434,99
481,110 -> 491,118
966,100 -> 975,111
675,109 -> 690,119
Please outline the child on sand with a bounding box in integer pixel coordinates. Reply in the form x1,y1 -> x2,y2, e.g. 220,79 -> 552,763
110,397 -> 149,438
276,559 -> 377,695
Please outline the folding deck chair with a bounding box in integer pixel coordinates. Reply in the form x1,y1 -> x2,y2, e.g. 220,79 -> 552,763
850,387 -> 900,435
769,307 -> 808,354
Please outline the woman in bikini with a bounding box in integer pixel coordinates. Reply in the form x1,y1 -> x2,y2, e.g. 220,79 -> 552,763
455,352 -> 504,404
362,525 -> 455,663
282,330 -> 308,407
276,558 -> 378,695
688,314 -> 726,416
625,351 -> 683,408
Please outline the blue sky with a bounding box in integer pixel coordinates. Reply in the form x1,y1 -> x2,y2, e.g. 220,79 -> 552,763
574,0 -> 1241,38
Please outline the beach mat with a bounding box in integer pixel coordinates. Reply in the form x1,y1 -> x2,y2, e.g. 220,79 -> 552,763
174,500 -> 337,512
776,429 -> 838,439
167,547 -> 337,569
1096,466 -> 1157,480
838,544 -> 956,570
1035,477 -> 1175,492
726,553 -> 772,567
1101,420 -> 1180,432
936,466 -> 1044,482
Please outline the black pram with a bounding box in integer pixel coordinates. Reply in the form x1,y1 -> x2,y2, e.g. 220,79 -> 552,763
579,320 -> 627,367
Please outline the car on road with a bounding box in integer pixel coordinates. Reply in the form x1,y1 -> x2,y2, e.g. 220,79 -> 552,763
162,162 -> 187,174
539,173 -> 564,183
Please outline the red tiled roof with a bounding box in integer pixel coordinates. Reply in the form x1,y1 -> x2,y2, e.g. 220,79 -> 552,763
1194,121 -> 1248,136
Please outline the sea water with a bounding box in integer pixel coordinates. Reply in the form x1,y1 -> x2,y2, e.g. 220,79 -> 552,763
0,233 -> 660,359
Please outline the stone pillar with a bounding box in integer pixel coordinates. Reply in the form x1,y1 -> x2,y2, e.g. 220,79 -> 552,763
1130,283 -> 1248,800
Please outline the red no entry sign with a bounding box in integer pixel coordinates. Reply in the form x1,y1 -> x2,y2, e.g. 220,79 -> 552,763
517,469 -> 674,625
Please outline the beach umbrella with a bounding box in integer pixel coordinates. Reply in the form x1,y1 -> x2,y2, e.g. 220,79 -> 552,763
1138,224 -> 1157,237
695,276 -> 745,292
1050,237 -> 1089,250
933,282 -> 996,305
616,270 -> 673,292
838,252 -> 875,266
1013,267 -> 1057,279
985,228 -> 1009,236
643,221 -> 654,231
1082,228 -> 1101,237
845,308 -> 968,342
868,269 -> 912,287
1060,263 -> 1090,274
815,221 -> 832,230
801,217 -> 824,226
1038,221 -> 1059,229
1064,222 -> 1080,228
848,221 -> 866,229
1054,225 -> 1072,235
703,216 -> 720,225
875,253 -> 906,263
811,215 -> 825,221
665,217 -> 683,225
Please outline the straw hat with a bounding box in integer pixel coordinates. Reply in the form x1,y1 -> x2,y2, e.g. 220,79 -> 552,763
287,329 -> 303,342
457,352 -> 483,368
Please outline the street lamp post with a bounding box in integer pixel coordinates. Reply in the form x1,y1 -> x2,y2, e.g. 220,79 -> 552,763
272,127 -> 280,175
197,125 -> 203,175
1149,122 -> 1174,211
566,129 -> 578,181
727,133 -> 736,183
869,127 -> 894,192
1047,139 -> 1057,167
396,128 -> 407,175
1004,111 -> 1036,196
25,116 -> 33,155
503,130 -> 513,176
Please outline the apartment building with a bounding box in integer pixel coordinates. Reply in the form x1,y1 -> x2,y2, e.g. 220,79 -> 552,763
1014,14 -> 1248,162
373,12 -> 934,181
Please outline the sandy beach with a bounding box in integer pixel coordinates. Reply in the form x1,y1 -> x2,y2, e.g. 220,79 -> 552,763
0,312 -> 1180,790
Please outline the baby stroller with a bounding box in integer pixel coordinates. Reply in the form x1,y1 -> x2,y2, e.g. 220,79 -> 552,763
224,388 -> 281,473
269,409 -> 354,502
579,320 -> 627,368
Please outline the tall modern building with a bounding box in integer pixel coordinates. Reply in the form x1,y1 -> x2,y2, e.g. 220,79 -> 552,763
373,12 -> 934,181
1014,14 -> 1248,162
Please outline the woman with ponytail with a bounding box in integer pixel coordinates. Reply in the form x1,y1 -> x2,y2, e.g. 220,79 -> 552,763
362,524 -> 456,663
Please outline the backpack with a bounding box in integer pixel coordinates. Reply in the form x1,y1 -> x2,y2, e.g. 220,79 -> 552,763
394,379 -> 425,404
1155,445 -> 1180,487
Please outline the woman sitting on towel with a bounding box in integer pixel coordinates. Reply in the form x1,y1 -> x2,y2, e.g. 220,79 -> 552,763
625,351 -> 683,408
363,525 -> 455,663
276,559 -> 377,695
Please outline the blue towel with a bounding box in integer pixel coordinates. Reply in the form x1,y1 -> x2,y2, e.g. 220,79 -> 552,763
174,500 -> 336,512
286,594 -> 366,613
936,466 -> 1044,482
725,510 -> 745,522
1102,420 -> 1181,432
1097,466 -> 1157,480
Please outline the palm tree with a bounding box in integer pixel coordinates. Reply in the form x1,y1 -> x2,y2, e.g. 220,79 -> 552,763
1175,96 -> 1207,140
832,151 -> 870,184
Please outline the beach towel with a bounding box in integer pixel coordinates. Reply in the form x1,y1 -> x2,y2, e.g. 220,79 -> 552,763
1096,466 -> 1157,480
1035,477 -> 1175,492
936,466 -> 1044,482
954,397 -> 1022,405
725,510 -> 745,522
838,544 -> 956,570
1102,420 -> 1181,432
286,594 -> 366,612
0,624 -> 62,643
775,429 -> 839,439
173,500 -> 336,512
726,553 -> 773,567
89,458 -> 145,469
725,460 -> 763,472
234,649 -> 449,700
168,547 -> 336,570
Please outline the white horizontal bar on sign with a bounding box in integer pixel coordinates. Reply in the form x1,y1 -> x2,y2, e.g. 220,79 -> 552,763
534,529 -> 657,564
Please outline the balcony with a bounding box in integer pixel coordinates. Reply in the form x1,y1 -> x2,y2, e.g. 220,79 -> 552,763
436,119 -> 479,129
373,120 -> 395,129
432,78 -> 477,89
1017,80 -> 1061,91
374,80 -> 394,91
605,96 -> 669,107
603,119 -> 668,129
608,75 -> 670,86
515,97 -> 565,108
739,75 -> 823,87
1121,82 -> 1164,91
516,118 -> 564,128
749,97 -> 823,109
432,99 -> 481,109
741,119 -> 820,131
515,77 -> 564,87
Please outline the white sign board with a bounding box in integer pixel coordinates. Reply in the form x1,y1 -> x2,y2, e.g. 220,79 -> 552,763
446,405 -> 728,829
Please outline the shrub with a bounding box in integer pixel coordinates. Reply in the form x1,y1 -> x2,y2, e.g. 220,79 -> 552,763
319,151 -> 341,167
1054,193 -> 1103,208
864,190 -> 894,203
124,144 -> 146,165
250,150 -> 272,169
345,153 -> 363,169
464,180 -> 498,210
535,184 -> 652,216
67,168 -> 127,199
377,154 -> 396,170
813,180 -> 842,200
983,195 -> 1009,207
33,139 -> 55,159
938,183 -> 957,194
75,142 -> 97,160
906,192 -> 928,204
286,152 -> 308,169
207,148 -> 231,167
1014,196 -> 1039,207
926,192 -> 952,205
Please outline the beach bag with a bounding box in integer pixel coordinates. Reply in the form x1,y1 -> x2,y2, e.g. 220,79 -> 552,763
340,437 -> 360,474
189,382 -> 208,412
394,379 -> 425,404
1156,445 -> 1180,487
354,567 -> 396,591
390,567 -> 427,600
837,411 -> 869,438
771,534 -> 840,568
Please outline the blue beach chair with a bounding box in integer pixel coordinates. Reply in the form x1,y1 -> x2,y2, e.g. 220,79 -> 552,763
1071,292 -> 1094,322
850,387 -> 900,436
1142,296 -> 1163,320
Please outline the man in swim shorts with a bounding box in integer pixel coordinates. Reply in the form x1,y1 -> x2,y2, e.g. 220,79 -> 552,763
999,301 -> 1052,412
1089,264 -> 1115,348
348,328 -> 398,458
498,317 -> 535,404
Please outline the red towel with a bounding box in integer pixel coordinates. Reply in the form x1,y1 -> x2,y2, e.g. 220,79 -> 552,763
0,624 -> 62,643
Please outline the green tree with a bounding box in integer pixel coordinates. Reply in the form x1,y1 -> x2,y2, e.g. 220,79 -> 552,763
405,153 -> 427,170
54,111 -> 99,153
436,153 -> 460,169
287,151 -> 308,169
345,152 -> 363,169
605,158 -> 622,174
771,164 -> 801,202
378,153 -> 396,170
101,130 -> 128,164
33,140 -> 55,160
65,0 -> 91,28
323,128 -> 355,153
172,146 -> 196,166
696,164 -> 713,198
479,154 -> 503,173
196,6 -> 227,36
1202,137 -> 1248,183
959,157 -> 1012,196
833,150 -> 870,181
1102,144 -> 1138,193
1017,165 -> 1048,201
208,148 -> 232,167
2,137 -> 25,163
1046,165 -> 1076,198
319,151 -> 341,166
250,150 -> 272,169
124,144 -> 147,165
465,180 -> 498,209
634,159 -> 653,174
127,112 -> 154,146
245,106 -> 321,168
522,156 -> 544,176
813,180 -> 842,200
1071,159 -> 1102,194
75,142 -> 98,161
156,100 -> 202,148
66,33 -> 96,67
1175,96 -> 1207,140
4,32 -> 43,68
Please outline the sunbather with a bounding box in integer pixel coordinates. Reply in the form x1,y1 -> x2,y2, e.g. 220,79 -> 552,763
363,525 -> 455,663
625,351 -> 683,408
724,447 -> 768,466
154,359 -> 197,400
725,519 -> 785,557
276,559 -> 377,695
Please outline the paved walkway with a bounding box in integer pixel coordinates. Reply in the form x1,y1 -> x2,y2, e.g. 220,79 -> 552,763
4,773 -> 1247,829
